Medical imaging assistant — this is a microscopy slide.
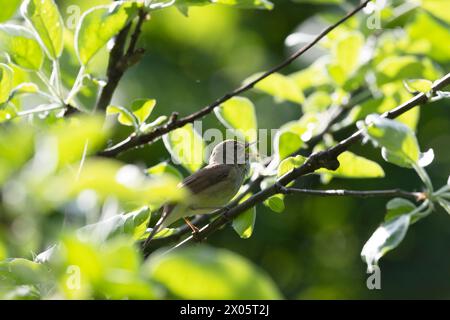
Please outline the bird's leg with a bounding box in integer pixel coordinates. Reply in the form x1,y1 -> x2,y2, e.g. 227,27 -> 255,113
183,217 -> 200,234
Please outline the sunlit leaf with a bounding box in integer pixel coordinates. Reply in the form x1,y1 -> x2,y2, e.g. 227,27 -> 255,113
420,0 -> 450,23
403,79 -> 433,94
215,96 -> 257,142
263,193 -> 285,213
0,0 -> 21,22
317,151 -> 385,179
146,162 -> 183,181
0,24 -> 44,70
376,56 -> 426,86
418,148 -> 434,167
407,12 -> 450,63
361,214 -> 410,272
21,0 -> 64,59
130,99 -> 156,125
359,115 -> 420,167
107,105 -> 137,128
163,123 -> 205,172
248,72 -> 304,104
289,57 -> 330,91
50,159 -> 187,209
232,194 -> 256,239
75,2 -> 140,65
175,0 -> 273,14
0,125 -> 34,185
0,258 -> 48,286
56,235 -> 154,299
145,245 -> 282,299
78,207 -> 151,242
302,91 -> 332,114
10,82 -> 39,97
215,0 -> 274,9
277,155 -> 307,177
328,31 -> 364,86
0,63 -> 13,104
275,130 -> 302,161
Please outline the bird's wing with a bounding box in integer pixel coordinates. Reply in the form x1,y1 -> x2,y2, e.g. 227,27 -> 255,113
180,164 -> 232,194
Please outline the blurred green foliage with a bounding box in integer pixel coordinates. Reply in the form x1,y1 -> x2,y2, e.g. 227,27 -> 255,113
0,0 -> 449,300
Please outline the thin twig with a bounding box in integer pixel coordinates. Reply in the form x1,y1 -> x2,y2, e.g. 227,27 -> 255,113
280,187 -> 424,201
98,0 -> 373,157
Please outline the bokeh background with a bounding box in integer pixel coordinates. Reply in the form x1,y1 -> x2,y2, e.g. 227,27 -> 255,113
2,0 -> 449,299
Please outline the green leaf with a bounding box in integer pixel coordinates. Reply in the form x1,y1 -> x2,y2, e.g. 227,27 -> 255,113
316,151 -> 385,179
78,206 -> 151,241
376,56 -> 426,86
360,115 -> 420,168
75,2 -> 140,65
0,125 -> 34,185
106,105 -> 137,128
403,79 -> 433,94
163,123 -> 205,172
21,0 -> 64,59
274,120 -> 312,161
144,245 -> 282,299
215,0 -> 274,9
232,207 -> 256,239
361,214 -> 410,272
56,235 -> 154,299
49,115 -> 108,168
302,91 -> 332,114
263,194 -> 285,213
293,0 -> 342,3
140,115 -> 168,133
328,31 -> 364,86
146,162 -> 183,181
0,24 -> 44,70
0,104 -> 17,124
385,198 -> 416,222
275,130 -> 303,160
232,194 -> 256,239
277,155 -> 307,177
0,0 -> 21,23
0,63 -> 13,104
248,72 -> 304,104
0,258 -> 48,286
420,0 -> 450,23
49,159 -> 187,209
130,99 -> 156,125
215,96 -> 257,142
175,0 -> 273,12
289,58 -> 329,91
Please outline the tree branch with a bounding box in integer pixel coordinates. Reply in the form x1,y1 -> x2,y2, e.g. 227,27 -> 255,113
151,72 -> 450,254
280,187 -> 424,201
98,0 -> 372,157
95,9 -> 147,112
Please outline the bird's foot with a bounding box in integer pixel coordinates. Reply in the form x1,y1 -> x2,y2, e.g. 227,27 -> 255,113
183,217 -> 201,239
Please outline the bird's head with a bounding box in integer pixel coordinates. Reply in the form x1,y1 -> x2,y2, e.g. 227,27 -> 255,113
209,139 -> 253,166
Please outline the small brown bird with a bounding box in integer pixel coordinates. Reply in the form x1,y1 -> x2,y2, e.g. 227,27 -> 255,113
143,140 -> 251,246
